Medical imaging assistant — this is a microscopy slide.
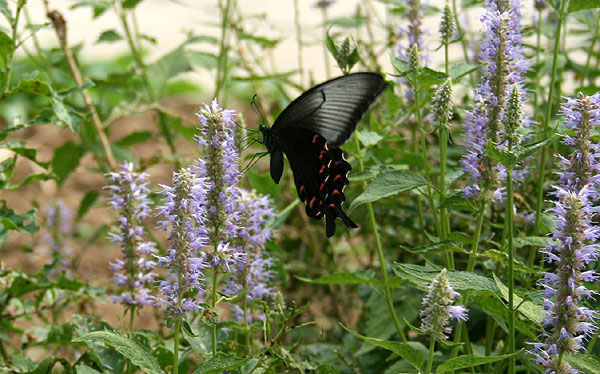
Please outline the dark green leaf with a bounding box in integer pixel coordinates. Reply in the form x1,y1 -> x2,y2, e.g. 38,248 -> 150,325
448,63 -> 481,80
115,131 -> 153,147
439,193 -> 481,212
402,240 -> 466,255
51,141 -> 86,185
357,130 -> 383,147
297,270 -> 379,286
51,97 -> 76,132
97,30 -> 122,43
10,79 -> 53,96
122,0 -> 142,9
75,364 -> 103,374
393,263 -> 499,293
192,355 -> 251,374
479,249 -> 539,274
390,55 -> 410,75
349,171 -> 427,212
513,236 -> 548,248
0,141 -> 49,168
0,0 -> 11,24
23,356 -> 71,374
567,0 -> 600,13
77,190 -> 99,221
341,324 -> 424,371
74,330 -> 162,374
0,30 -> 14,69
436,352 -> 519,373
0,201 -> 39,243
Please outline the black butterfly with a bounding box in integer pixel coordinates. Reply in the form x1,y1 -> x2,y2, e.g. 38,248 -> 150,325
259,72 -> 387,237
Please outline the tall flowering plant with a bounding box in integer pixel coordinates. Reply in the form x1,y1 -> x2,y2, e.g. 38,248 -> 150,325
106,162 -> 157,311
41,200 -> 75,277
529,93 -> 600,374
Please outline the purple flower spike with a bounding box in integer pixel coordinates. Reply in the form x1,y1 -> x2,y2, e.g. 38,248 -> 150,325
106,162 -> 157,308
41,200 -> 75,277
528,92 -> 600,374
420,269 -> 468,340
459,0 -> 531,201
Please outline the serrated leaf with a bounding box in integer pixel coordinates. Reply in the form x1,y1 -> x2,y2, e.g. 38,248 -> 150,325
485,136 -> 552,170
393,263 -> 499,294
436,352 -> 518,373
479,249 -> 538,274
564,353 -> 600,373
0,201 -> 38,243
77,190 -> 99,221
0,30 -> 14,69
297,270 -> 379,286
51,141 -> 86,185
349,171 -> 427,213
10,78 -> 53,96
192,355 -> 251,374
390,55 -> 410,74
74,330 -> 162,374
0,141 -> 49,168
51,97 -> 76,132
357,130 -> 383,147
439,193 -> 481,212
513,236 -> 548,248
341,324 -> 424,371
75,364 -> 103,374
492,274 -> 544,324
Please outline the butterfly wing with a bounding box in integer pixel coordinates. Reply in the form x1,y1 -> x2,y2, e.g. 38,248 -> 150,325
272,72 -> 386,147
277,127 -> 356,237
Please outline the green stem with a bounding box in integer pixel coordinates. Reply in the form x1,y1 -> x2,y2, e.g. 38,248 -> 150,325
3,2 -> 24,94
426,338 -> 436,374
534,8 -> 542,120
583,15 -> 600,84
353,134 -> 406,342
173,319 -> 180,374
505,166 -> 515,374
451,204 -> 485,358
211,271 -> 218,356
450,0 -> 474,87
439,126 -> 453,269
484,315 -> 495,373
127,307 -> 135,374
412,76 -> 440,236
215,0 -> 233,101
532,0 -> 568,240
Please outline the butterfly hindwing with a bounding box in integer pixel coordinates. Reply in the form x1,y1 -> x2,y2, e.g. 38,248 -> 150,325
277,127 -> 356,237
272,73 -> 387,146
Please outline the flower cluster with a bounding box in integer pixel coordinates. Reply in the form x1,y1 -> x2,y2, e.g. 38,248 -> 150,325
460,0 -> 530,201
529,93 -> 600,374
396,0 -> 429,98
106,162 -> 157,307
224,189 -> 277,322
155,168 -> 209,317
41,200 -> 74,277
420,269 -> 468,341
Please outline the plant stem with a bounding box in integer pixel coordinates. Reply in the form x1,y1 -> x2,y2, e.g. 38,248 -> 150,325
3,1 -> 24,94
173,319 -> 180,374
532,0 -> 568,241
505,166 -> 516,374
353,133 -> 406,342
426,338 -> 436,374
215,0 -> 233,101
413,76 -> 440,238
127,307 -> 135,374
212,271 -> 218,356
450,0 -> 474,87
451,203 -> 485,358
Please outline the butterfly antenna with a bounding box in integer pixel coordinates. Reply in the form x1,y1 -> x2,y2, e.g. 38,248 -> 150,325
242,152 -> 268,173
251,95 -> 268,126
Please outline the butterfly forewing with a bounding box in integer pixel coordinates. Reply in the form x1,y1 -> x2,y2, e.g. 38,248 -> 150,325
272,72 -> 386,146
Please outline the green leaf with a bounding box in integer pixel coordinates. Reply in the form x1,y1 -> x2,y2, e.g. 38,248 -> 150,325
564,353 -> 600,373
349,171 -> 427,213
448,63 -> 481,80
479,249 -> 539,274
192,355 -> 251,374
439,193 -> 480,212
24,356 -> 72,374
341,324 -> 424,371
97,30 -> 122,43
419,67 -> 449,87
357,130 -> 383,147
74,330 -> 162,374
436,352 -> 518,373
75,364 -> 103,374
402,240 -> 466,255
115,131 -> 153,147
390,55 -> 410,74
147,44 -> 192,96
297,270 -> 379,286
51,97 -> 76,132
567,0 -> 600,13
186,51 -> 219,69
0,1 -> 11,24
0,30 -> 14,69
513,236 -> 548,248
77,190 -> 99,221
484,135 -> 552,170
0,201 -> 38,244
393,263 -> 499,293
10,79 -> 53,96
0,141 -> 49,168
492,274 -> 544,324
51,141 -> 86,185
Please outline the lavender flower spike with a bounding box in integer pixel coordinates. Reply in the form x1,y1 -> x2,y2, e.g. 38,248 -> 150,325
529,92 -> 600,374
41,200 -> 75,277
420,269 -> 468,341
459,0 -> 530,201
106,162 -> 157,307
155,168 -> 210,317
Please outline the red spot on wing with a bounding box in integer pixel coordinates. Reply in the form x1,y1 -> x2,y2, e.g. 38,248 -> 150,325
299,185 -> 306,195
312,134 -> 320,144
319,165 -> 327,174
334,174 -> 342,181
333,189 -> 341,196
320,183 -> 325,191
319,150 -> 327,160
309,197 -> 317,209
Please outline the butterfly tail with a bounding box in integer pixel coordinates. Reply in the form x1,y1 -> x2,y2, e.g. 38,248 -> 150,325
325,205 -> 358,237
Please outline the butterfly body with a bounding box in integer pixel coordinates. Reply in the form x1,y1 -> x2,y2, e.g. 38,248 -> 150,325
260,72 -> 386,237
